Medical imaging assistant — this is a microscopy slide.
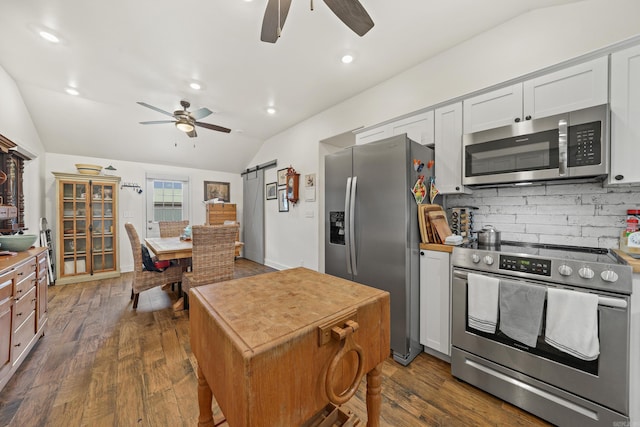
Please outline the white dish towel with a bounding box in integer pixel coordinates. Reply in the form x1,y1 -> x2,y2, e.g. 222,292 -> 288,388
467,273 -> 500,333
545,287 -> 600,361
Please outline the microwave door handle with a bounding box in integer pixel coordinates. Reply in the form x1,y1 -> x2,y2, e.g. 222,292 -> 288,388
344,177 -> 353,274
558,119 -> 568,176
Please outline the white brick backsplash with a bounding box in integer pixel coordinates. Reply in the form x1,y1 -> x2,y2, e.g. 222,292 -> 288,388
536,205 -> 595,215
445,182 -> 640,249
517,215 -> 567,225
568,216 -> 625,227
545,182 -> 607,195
525,195 -> 581,205
525,224 -> 581,236
490,205 -> 537,215
498,186 -> 546,197
581,226 -> 621,238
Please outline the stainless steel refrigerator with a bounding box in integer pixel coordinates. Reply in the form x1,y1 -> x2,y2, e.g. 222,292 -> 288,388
324,134 -> 431,365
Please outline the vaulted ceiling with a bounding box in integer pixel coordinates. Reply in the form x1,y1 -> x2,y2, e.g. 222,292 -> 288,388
0,0 -> 581,172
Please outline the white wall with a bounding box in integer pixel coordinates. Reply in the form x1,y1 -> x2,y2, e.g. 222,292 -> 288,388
45,153 -> 242,272
0,65 -> 46,235
247,0 -> 640,272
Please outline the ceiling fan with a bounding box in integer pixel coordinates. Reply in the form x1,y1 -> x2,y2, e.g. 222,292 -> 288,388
261,0 -> 374,43
137,100 -> 231,137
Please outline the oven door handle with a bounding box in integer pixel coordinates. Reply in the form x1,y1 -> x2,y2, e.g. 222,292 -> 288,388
453,270 -> 627,308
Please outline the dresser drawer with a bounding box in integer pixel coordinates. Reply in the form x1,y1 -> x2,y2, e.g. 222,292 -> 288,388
15,258 -> 36,283
14,271 -> 36,300
36,254 -> 47,278
14,286 -> 36,331
12,310 -> 35,364
0,270 -> 13,303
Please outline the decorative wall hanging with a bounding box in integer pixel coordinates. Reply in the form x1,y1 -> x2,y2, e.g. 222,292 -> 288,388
204,181 -> 230,202
266,182 -> 277,200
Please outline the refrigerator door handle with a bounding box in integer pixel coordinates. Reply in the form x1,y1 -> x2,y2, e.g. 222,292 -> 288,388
344,177 -> 353,274
349,176 -> 358,276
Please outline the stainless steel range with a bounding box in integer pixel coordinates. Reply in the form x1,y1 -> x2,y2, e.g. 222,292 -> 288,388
451,241 -> 633,426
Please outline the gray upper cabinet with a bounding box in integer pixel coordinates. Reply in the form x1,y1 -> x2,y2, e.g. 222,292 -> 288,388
355,110 -> 434,146
463,57 -> 609,134
610,43 -> 640,185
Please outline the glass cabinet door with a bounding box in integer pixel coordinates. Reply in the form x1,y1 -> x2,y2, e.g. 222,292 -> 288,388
61,181 -> 88,276
90,182 -> 116,273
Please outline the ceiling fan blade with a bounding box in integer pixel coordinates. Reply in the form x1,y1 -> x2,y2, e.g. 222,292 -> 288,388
190,107 -> 214,120
136,102 -> 175,117
139,120 -> 175,125
261,0 -> 293,43
323,0 -> 374,36
187,129 -> 198,138
195,121 -> 232,133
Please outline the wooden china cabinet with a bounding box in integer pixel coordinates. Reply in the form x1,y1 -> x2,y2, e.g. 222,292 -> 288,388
53,172 -> 121,285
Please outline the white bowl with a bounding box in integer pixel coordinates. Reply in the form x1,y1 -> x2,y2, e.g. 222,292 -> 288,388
75,163 -> 102,175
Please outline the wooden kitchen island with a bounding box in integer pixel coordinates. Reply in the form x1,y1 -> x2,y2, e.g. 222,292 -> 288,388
189,267 -> 390,427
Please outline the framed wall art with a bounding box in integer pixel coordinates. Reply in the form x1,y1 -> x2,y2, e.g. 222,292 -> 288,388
266,182 -> 277,200
204,181 -> 230,202
278,188 -> 289,212
277,168 -> 288,186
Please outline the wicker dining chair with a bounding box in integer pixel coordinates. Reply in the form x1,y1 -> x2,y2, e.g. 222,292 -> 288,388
158,220 -> 189,238
182,224 -> 239,308
125,223 -> 183,309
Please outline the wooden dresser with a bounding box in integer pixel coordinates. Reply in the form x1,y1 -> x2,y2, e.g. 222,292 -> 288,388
190,267 -> 390,426
0,247 -> 48,391
205,203 -> 242,257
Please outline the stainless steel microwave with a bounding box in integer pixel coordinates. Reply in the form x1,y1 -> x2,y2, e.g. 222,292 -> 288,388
462,104 -> 608,186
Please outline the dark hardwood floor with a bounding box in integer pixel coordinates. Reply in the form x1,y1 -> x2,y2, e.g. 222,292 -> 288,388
0,259 -> 551,426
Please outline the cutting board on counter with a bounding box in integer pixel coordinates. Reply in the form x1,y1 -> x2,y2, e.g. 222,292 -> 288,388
418,204 -> 451,244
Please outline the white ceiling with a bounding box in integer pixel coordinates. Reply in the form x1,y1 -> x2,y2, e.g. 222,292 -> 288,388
0,0 -> 581,172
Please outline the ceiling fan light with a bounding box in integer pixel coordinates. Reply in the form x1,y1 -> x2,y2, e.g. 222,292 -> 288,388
175,121 -> 195,133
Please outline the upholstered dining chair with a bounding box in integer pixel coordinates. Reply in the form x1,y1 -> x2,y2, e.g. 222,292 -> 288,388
158,220 -> 189,238
125,223 -> 183,309
181,224 -> 239,308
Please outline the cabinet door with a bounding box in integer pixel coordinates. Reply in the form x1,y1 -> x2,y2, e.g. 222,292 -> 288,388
354,126 -> 389,145
90,182 -> 117,273
434,102 -> 467,194
389,110 -> 435,146
60,181 -> 89,277
463,84 -> 523,134
610,44 -> 640,185
523,56 -> 608,119
419,250 -> 451,358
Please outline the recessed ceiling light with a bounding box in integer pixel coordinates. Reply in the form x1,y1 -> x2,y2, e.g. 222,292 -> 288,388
266,107 -> 276,115
65,87 -> 79,96
189,82 -> 202,90
39,30 -> 60,43
341,54 -> 354,64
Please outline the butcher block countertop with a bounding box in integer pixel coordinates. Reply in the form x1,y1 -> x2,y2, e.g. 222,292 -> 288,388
420,243 -> 454,253
614,249 -> 640,273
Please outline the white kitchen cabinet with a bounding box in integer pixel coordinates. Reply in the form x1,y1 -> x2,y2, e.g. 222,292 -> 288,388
420,249 -> 451,360
355,125 -> 389,145
610,43 -> 640,185
355,110 -> 434,146
434,102 -> 468,194
463,56 -> 609,134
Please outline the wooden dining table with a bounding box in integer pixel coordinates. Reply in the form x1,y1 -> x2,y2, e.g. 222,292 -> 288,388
144,236 -> 193,261
144,236 -> 243,262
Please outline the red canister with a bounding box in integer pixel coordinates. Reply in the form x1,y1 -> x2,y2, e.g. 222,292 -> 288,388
626,209 -> 640,233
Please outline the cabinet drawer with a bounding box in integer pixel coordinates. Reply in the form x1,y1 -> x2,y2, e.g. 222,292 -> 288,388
14,286 -> 36,331
15,258 -> 36,285
14,272 -> 36,300
37,254 -> 47,278
11,311 -> 35,364
0,271 -> 13,303
0,298 -> 11,369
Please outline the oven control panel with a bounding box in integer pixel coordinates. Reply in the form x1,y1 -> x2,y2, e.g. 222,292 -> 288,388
500,255 -> 551,276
